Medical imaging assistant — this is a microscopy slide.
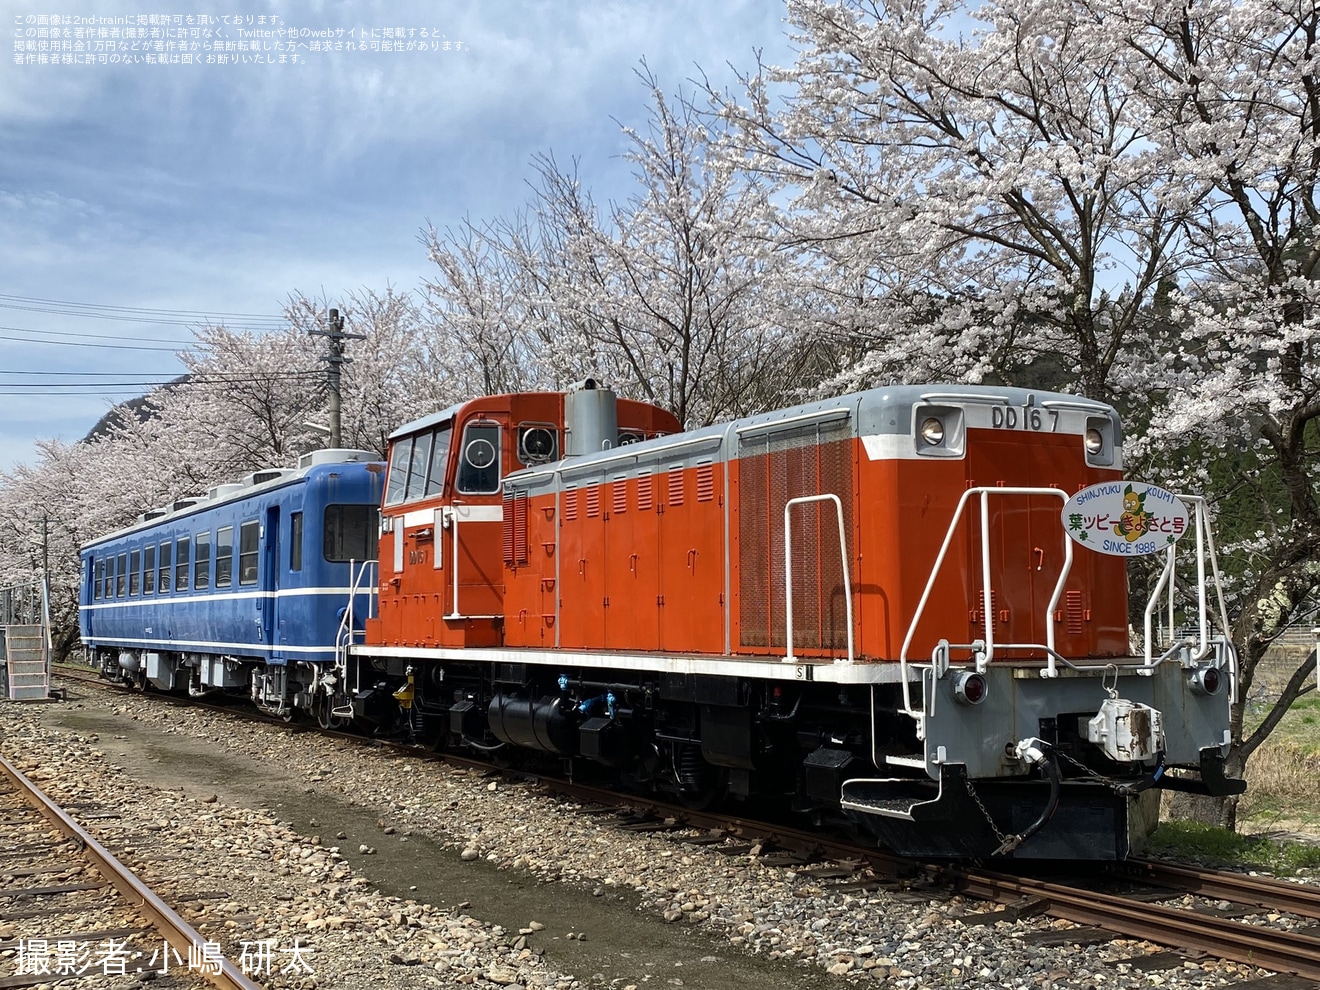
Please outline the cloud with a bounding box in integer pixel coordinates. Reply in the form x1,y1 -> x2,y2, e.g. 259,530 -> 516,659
0,0 -> 794,470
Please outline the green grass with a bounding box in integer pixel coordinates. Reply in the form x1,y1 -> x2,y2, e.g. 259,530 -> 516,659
1149,820 -> 1320,875
1268,693 -> 1320,752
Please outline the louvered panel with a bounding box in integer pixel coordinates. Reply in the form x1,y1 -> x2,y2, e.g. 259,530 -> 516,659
637,472 -> 653,511
739,420 -> 854,652
696,463 -> 715,502
502,491 -> 529,566
668,467 -> 684,506
502,493 -> 516,564
817,436 -> 853,651
513,492 -> 528,565
1066,589 -> 1084,635
738,446 -> 770,646
564,487 -> 578,521
612,474 -> 628,515
586,486 -> 601,518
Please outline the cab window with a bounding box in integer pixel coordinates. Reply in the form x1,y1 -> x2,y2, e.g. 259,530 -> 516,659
385,424 -> 453,505
456,421 -> 501,494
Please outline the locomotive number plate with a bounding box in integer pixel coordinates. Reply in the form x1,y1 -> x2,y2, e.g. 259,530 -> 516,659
990,405 -> 1059,431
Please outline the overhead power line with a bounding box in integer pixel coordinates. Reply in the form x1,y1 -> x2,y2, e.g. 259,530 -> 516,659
0,323 -> 199,345
0,292 -> 289,331
0,330 -> 199,352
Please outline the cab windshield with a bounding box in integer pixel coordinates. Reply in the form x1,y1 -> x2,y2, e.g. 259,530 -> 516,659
385,424 -> 453,506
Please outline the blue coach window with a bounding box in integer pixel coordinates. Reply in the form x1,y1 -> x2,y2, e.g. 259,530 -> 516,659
129,549 -> 141,596
176,536 -> 190,592
239,520 -> 259,585
94,559 -> 104,601
106,556 -> 116,600
117,552 -> 128,597
216,526 -> 234,588
143,545 -> 156,595
158,541 -> 172,593
324,505 -> 379,562
290,512 -> 303,572
194,532 -> 211,590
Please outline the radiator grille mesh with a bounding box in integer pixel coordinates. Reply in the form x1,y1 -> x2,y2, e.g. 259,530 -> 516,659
738,420 -> 853,650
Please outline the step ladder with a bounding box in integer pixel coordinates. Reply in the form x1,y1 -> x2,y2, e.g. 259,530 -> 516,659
2,578 -> 52,702
3,625 -> 49,700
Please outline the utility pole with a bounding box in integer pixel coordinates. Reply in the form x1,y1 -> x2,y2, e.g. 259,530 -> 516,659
309,307 -> 365,448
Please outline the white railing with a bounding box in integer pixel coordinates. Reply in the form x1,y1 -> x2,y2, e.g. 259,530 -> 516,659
332,559 -> 377,707
898,487 -> 1074,720
1142,494 -> 1238,702
897,486 -> 1239,725
783,494 -> 855,664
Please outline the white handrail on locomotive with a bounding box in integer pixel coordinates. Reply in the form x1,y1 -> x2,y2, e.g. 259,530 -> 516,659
1142,495 -> 1239,704
782,493 -> 854,665
895,486 -> 1238,739
441,503 -> 503,622
328,557 -> 377,720
896,487 -> 1075,736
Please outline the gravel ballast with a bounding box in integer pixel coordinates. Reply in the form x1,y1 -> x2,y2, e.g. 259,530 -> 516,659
2,682 -> 1309,989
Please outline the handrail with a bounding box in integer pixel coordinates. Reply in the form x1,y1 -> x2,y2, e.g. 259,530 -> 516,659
443,505 -> 502,621
1142,494 -> 1238,702
783,494 -> 854,664
329,558 -> 377,719
898,487 -> 1072,719
40,572 -> 52,664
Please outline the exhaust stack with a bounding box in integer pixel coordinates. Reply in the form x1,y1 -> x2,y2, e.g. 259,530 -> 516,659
564,379 -> 618,457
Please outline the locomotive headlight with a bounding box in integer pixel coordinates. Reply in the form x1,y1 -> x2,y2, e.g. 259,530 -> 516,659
1189,665 -> 1223,696
1085,428 -> 1104,455
952,670 -> 988,705
920,417 -> 945,446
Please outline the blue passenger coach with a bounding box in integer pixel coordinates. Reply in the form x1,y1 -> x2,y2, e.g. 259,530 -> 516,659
79,449 -> 383,719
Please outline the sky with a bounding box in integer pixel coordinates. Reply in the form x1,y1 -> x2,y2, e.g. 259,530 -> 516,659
0,0 -> 797,471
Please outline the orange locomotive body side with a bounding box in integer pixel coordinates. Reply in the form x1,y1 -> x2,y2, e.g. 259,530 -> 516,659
501,417 -> 1128,664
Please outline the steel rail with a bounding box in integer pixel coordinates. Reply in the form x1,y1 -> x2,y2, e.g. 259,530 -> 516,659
1123,858 -> 1320,921
0,752 -> 263,990
952,867 -> 1320,980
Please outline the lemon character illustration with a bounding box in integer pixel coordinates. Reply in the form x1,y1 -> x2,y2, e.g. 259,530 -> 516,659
1114,485 -> 1150,542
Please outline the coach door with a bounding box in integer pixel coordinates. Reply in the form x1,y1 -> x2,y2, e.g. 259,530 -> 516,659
263,506 -> 280,656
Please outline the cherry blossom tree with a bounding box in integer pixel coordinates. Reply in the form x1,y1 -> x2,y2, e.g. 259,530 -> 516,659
423,72 -> 813,428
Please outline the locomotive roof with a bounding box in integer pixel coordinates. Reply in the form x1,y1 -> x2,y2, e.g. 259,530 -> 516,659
80,448 -> 381,552
504,382 -> 1118,484
389,402 -> 464,441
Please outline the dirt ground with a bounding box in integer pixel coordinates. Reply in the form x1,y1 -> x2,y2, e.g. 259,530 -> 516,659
32,684 -> 840,990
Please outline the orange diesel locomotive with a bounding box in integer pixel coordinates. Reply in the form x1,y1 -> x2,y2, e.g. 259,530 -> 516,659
331,381 -> 1240,859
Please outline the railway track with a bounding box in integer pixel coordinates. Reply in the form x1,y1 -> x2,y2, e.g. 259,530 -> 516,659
52,664 -> 1320,985
0,746 -> 262,990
